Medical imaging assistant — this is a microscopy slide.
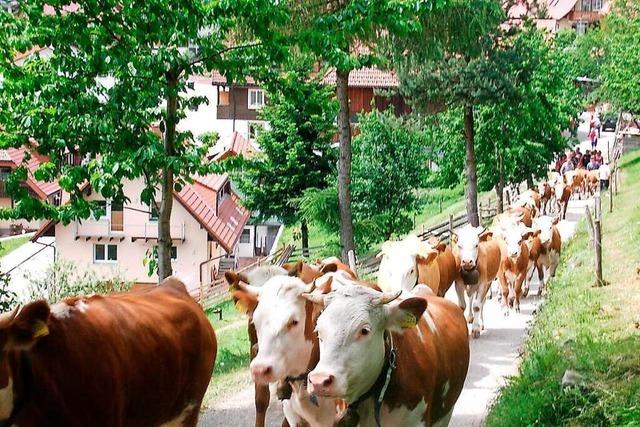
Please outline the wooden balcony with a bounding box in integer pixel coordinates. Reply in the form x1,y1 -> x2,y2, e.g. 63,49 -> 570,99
130,221 -> 185,242
75,219 -> 186,242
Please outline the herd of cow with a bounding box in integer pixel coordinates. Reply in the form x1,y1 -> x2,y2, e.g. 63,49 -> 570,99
0,175 -> 580,427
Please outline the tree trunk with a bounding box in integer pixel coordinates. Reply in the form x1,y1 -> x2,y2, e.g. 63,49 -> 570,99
336,68 -> 356,260
497,150 -> 504,214
158,73 -> 177,282
526,174 -> 534,190
463,104 -> 480,227
301,220 -> 310,258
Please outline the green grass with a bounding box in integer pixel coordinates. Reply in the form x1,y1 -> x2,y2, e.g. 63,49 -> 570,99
0,235 -> 30,258
486,149 -> 640,427
203,300 -> 252,406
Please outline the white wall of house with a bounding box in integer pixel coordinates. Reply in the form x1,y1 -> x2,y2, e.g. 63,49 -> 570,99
54,179 -> 222,293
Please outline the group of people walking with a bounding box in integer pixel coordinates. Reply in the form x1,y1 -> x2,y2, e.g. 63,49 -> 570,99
556,147 -> 610,191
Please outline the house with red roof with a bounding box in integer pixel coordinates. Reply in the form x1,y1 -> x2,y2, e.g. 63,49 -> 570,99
32,174 -> 250,294
507,0 -> 610,33
0,147 -> 63,234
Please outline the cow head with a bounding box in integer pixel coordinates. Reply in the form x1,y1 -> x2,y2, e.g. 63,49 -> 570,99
0,301 -> 51,419
232,275 -> 317,384
533,215 -> 559,246
451,224 -> 492,271
304,284 -> 426,403
498,222 -> 535,260
377,235 -> 438,293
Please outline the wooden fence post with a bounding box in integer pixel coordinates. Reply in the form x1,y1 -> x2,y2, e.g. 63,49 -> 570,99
439,195 -> 443,214
594,195 -> 604,287
347,250 -> 357,274
449,214 -> 454,235
585,205 -> 595,245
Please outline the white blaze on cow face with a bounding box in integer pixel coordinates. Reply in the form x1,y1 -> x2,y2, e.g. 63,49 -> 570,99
377,236 -> 438,293
306,285 -> 426,404
249,276 -> 314,384
533,216 -> 556,246
453,224 -> 488,271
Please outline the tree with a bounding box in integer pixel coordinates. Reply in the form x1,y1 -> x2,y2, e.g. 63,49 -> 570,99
393,0 -> 521,226
300,110 -> 430,252
598,0 -> 640,113
235,61 -> 337,257
292,0 -> 435,259
0,0 -> 287,280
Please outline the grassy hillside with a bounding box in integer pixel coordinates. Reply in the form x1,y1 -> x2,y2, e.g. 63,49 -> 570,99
486,149 -> 640,426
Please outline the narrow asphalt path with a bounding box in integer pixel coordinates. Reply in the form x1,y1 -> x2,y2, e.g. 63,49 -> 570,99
1,236 -> 55,301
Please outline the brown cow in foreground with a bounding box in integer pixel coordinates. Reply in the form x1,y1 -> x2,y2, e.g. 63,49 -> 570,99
495,221 -> 534,314
305,283 -> 470,426
451,224 -> 504,338
0,277 -> 216,426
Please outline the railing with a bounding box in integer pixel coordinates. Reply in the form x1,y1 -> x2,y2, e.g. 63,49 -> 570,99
357,198 -> 499,277
189,244 -> 296,309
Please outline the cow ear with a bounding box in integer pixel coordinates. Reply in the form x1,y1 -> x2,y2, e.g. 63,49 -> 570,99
301,291 -> 326,308
552,216 -> 560,225
7,301 -> 50,349
385,297 -> 427,332
232,289 -> 258,316
450,233 -> 458,245
283,260 -> 304,277
435,242 -> 447,252
479,231 -> 493,242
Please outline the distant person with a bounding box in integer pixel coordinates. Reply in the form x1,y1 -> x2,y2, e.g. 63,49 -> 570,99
594,115 -> 601,137
582,150 -> 591,168
599,162 -> 611,190
555,154 -> 566,173
587,157 -> 599,171
561,155 -> 575,176
589,127 -> 598,150
573,147 -> 582,168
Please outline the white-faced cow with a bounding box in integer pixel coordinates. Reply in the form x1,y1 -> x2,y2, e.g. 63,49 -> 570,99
451,224 -> 504,338
0,277 -> 216,426
495,221 -> 534,314
554,183 -> 572,220
378,235 -> 457,297
531,216 -> 562,295
304,283 -> 469,427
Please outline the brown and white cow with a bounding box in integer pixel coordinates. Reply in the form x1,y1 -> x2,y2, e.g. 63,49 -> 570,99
0,277 -> 216,426
377,235 -> 457,297
531,216 -> 562,295
564,169 -> 586,200
495,221 -> 534,314
304,283 -> 470,426
451,224 -> 504,338
538,182 -> 554,215
228,261 -> 357,427
554,183 -> 572,220
586,170 -> 599,196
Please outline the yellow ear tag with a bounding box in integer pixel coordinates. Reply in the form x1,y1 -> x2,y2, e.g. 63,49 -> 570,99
33,320 -> 49,339
234,300 -> 248,314
400,313 -> 417,329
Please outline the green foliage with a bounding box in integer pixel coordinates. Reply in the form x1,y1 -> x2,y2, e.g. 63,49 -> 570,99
598,0 -> 640,113
25,259 -> 131,304
0,235 -> 30,257
197,131 -> 220,147
0,269 -> 16,312
235,60 -> 337,227
300,110 -> 431,250
487,149 -> 640,426
0,0 -> 288,222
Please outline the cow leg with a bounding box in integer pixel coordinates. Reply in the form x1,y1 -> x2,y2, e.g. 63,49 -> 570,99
550,252 -> 560,278
514,274 -> 525,313
454,279 -> 467,313
471,285 -> 488,338
562,201 -> 568,220
248,320 -> 270,427
537,262 -> 546,296
498,273 -> 509,316
466,285 -> 477,324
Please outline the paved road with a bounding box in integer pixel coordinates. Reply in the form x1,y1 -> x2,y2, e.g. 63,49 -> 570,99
200,115 -> 607,426
0,235 -> 55,301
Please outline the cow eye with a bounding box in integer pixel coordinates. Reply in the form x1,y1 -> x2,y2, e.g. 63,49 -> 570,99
359,326 -> 371,338
287,319 -> 299,329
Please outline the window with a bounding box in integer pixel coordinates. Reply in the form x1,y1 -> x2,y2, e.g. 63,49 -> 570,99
94,244 -> 118,262
218,88 -> 230,106
576,20 -> 589,34
592,0 -> 602,10
240,229 -> 251,244
248,122 -> 264,141
248,89 -> 265,110
582,0 -> 592,11
154,245 -> 178,260
149,203 -> 159,221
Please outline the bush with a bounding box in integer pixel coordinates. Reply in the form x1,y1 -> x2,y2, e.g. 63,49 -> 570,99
24,260 -> 131,304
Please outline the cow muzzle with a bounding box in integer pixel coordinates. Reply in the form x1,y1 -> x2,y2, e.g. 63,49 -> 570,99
307,372 -> 336,397
250,361 -> 274,384
461,259 -> 476,271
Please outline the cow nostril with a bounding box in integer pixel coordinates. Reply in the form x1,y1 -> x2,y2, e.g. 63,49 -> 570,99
322,375 -> 334,387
